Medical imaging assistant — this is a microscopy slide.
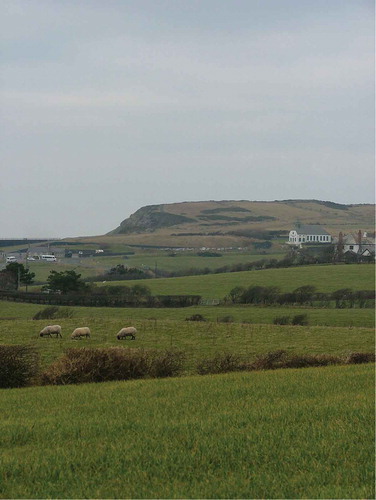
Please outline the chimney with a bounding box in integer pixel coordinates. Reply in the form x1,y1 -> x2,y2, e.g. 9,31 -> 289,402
357,230 -> 362,246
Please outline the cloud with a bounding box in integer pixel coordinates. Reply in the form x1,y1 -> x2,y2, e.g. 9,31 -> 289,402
0,0 -> 374,237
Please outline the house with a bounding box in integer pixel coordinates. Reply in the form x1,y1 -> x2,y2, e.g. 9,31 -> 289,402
335,231 -> 376,259
288,224 -> 332,245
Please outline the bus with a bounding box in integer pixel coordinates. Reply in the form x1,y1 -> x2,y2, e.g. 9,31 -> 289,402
41,255 -> 57,262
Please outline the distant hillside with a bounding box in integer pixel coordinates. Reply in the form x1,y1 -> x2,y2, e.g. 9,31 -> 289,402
100,199 -> 375,248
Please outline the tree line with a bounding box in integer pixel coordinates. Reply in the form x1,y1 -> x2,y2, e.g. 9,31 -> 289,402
226,285 -> 374,308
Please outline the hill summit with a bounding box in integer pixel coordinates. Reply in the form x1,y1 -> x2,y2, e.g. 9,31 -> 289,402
105,199 -> 374,248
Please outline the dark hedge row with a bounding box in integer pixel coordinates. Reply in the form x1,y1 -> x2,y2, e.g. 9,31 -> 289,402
1,345 -> 374,388
227,285 -> 375,308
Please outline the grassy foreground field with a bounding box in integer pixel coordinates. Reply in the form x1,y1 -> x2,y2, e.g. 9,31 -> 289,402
97,264 -> 375,298
1,364 -> 374,499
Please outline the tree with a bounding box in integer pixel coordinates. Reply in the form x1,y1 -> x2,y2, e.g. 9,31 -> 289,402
292,285 -> 317,305
46,270 -> 86,294
228,286 -> 246,303
5,263 -> 35,291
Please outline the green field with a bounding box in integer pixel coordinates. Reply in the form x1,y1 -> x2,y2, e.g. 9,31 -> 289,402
0,300 -> 374,328
0,311 -> 373,370
3,250 -> 285,284
1,364 -> 374,499
94,264 -> 375,298
118,251 -> 284,271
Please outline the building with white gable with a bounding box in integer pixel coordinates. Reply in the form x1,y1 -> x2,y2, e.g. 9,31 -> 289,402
288,224 -> 332,245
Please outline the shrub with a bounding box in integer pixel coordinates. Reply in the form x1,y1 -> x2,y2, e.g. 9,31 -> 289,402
148,350 -> 185,378
33,306 -> 59,320
33,306 -> 74,320
251,350 -> 287,370
217,315 -> 234,323
273,316 -> 290,325
292,314 -> 309,326
346,352 -> 376,364
41,347 -> 186,385
185,314 -> 207,322
0,345 -> 40,388
197,353 -> 245,375
250,350 -> 342,370
41,347 -> 150,385
282,354 -> 341,368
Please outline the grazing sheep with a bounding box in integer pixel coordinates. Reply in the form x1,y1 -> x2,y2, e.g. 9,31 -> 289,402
40,325 -> 62,338
117,327 -> 137,340
71,327 -> 91,340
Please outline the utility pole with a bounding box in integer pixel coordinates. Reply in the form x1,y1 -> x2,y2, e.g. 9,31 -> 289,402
17,266 -> 20,291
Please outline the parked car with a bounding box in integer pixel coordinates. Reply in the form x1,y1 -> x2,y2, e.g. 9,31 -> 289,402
6,256 -> 17,263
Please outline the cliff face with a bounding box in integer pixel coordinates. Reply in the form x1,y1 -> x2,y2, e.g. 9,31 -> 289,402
109,205 -> 195,234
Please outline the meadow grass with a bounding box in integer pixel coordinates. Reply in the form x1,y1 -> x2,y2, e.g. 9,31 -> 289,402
0,364 -> 374,499
0,313 -> 373,370
96,264 -> 375,298
117,251 -> 284,272
13,250 -> 284,284
0,300 -> 374,328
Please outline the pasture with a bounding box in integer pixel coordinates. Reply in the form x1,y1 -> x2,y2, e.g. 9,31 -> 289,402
94,264 -> 375,298
0,299 -> 374,328
1,364 -> 374,499
0,312 -> 373,370
3,249 -> 285,284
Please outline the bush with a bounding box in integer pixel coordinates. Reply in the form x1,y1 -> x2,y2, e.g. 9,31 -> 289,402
197,353 -> 245,375
41,347 -> 186,385
33,306 -> 74,320
282,354 -> 341,368
41,348 -> 150,385
217,315 -> 234,323
185,314 -> 207,322
148,350 -> 185,378
273,316 -> 291,325
250,350 -> 341,370
346,352 -> 376,364
292,314 -> 309,326
251,350 -> 287,370
0,345 -> 40,388
33,306 -> 59,320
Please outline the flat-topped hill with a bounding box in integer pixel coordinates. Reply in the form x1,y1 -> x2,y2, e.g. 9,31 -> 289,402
96,199 -> 374,248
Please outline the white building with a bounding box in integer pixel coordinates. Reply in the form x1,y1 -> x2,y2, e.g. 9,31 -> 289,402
288,224 -> 332,245
339,232 -> 375,257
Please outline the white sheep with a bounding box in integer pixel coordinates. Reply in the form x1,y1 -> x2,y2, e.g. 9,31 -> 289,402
40,325 -> 62,338
117,327 -> 137,340
71,327 -> 91,340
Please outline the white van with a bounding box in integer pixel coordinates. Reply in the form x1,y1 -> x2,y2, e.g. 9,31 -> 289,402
6,256 -> 17,263
41,255 -> 57,262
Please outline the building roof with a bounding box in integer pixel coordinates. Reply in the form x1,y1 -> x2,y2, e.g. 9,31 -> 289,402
294,224 -> 331,236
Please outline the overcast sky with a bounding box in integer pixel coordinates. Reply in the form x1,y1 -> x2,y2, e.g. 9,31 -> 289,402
1,0 -> 374,238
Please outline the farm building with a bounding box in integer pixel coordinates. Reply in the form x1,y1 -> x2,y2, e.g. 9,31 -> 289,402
288,224 -> 332,245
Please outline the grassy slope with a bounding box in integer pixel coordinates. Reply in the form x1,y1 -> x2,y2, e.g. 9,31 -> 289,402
96,264 -> 375,298
1,364 -> 374,499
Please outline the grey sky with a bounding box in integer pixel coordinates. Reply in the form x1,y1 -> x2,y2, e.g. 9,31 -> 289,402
1,0 -> 374,237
